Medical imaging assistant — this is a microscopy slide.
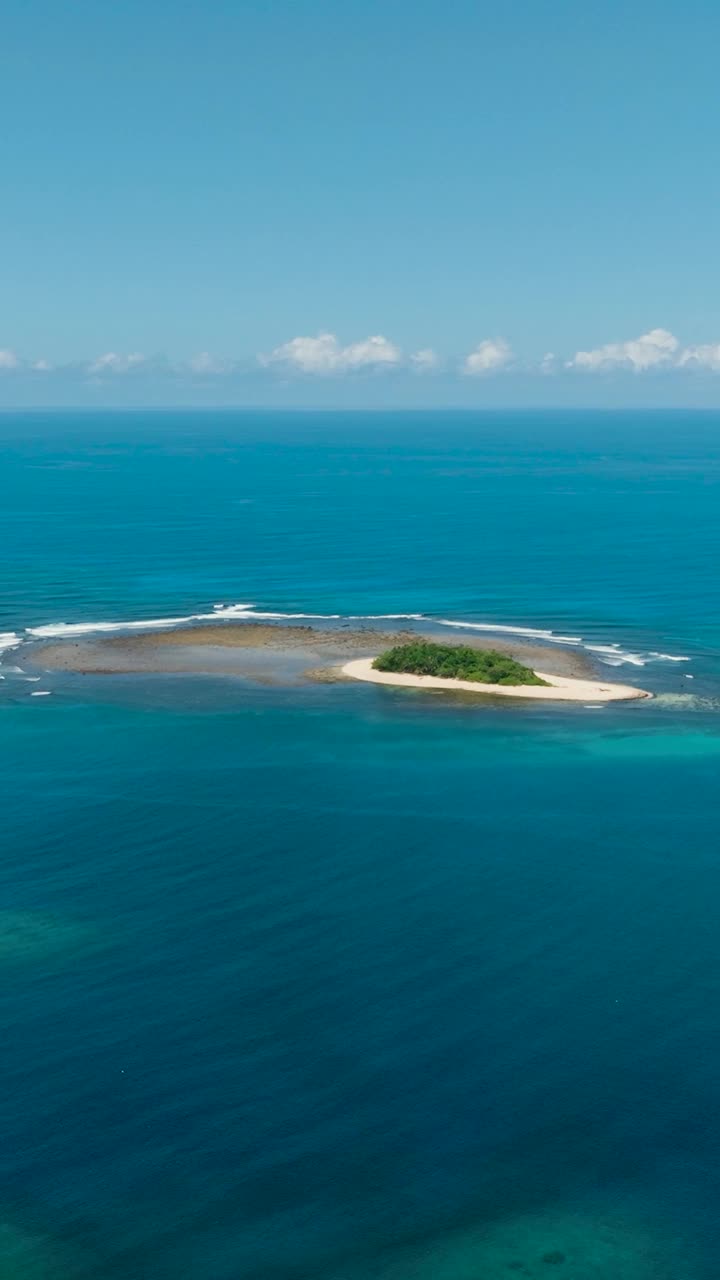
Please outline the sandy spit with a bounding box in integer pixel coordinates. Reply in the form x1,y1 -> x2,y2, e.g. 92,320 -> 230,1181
342,658 -> 651,702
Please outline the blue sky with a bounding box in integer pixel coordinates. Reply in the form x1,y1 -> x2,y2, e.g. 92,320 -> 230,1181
3,0 -> 720,406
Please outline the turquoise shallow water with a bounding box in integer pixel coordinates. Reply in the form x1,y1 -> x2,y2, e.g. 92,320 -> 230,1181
1,411 -> 720,1277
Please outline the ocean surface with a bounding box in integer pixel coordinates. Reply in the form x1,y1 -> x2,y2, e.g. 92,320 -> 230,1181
1,409 -> 720,1278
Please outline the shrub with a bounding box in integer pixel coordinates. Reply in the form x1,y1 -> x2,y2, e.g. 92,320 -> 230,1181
372,641 -> 548,686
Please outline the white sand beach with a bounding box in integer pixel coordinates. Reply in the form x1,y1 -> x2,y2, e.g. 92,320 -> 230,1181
342,658 -> 650,702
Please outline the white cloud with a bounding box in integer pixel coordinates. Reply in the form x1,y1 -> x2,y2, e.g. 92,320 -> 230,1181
410,348 -> 440,372
260,332 -> 401,375
567,328 -> 679,373
188,351 -> 228,375
463,338 -> 513,376
88,352 -> 146,374
9,330 -> 720,388
341,335 -> 401,369
677,343 -> 720,371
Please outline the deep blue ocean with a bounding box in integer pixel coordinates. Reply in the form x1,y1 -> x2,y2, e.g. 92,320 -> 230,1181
1,410 -> 720,1278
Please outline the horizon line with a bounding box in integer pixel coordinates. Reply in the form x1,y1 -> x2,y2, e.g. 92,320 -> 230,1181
2,403 -> 720,415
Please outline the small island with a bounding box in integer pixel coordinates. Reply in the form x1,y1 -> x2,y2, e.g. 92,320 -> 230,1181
343,640 -> 650,702
28,621 -> 651,702
373,641 -> 548,686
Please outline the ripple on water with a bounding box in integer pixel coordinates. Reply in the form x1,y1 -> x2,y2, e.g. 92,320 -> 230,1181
651,693 -> 720,712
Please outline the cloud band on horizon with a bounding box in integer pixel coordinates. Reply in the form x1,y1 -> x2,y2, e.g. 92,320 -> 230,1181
2,329 -> 720,382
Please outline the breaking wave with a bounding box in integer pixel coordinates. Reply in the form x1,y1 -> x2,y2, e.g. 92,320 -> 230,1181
0,632 -> 22,655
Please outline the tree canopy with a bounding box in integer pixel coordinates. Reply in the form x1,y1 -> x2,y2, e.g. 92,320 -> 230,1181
372,641 -> 548,686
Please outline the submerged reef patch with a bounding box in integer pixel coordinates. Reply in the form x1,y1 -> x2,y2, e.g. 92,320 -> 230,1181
346,1203 -> 700,1280
0,911 -> 97,967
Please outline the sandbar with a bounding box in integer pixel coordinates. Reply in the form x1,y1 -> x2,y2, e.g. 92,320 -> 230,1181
342,658 -> 650,702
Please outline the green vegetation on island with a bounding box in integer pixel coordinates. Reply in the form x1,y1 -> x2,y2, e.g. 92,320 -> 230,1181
372,641 -> 549,686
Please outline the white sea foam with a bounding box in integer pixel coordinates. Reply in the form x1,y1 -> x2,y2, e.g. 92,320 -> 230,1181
26,605 -> 426,635
436,618 -> 583,645
205,606 -> 425,623
0,632 -> 22,655
26,616 -> 197,638
585,644 -> 647,668
19,603 -> 692,669
648,651 -> 690,662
